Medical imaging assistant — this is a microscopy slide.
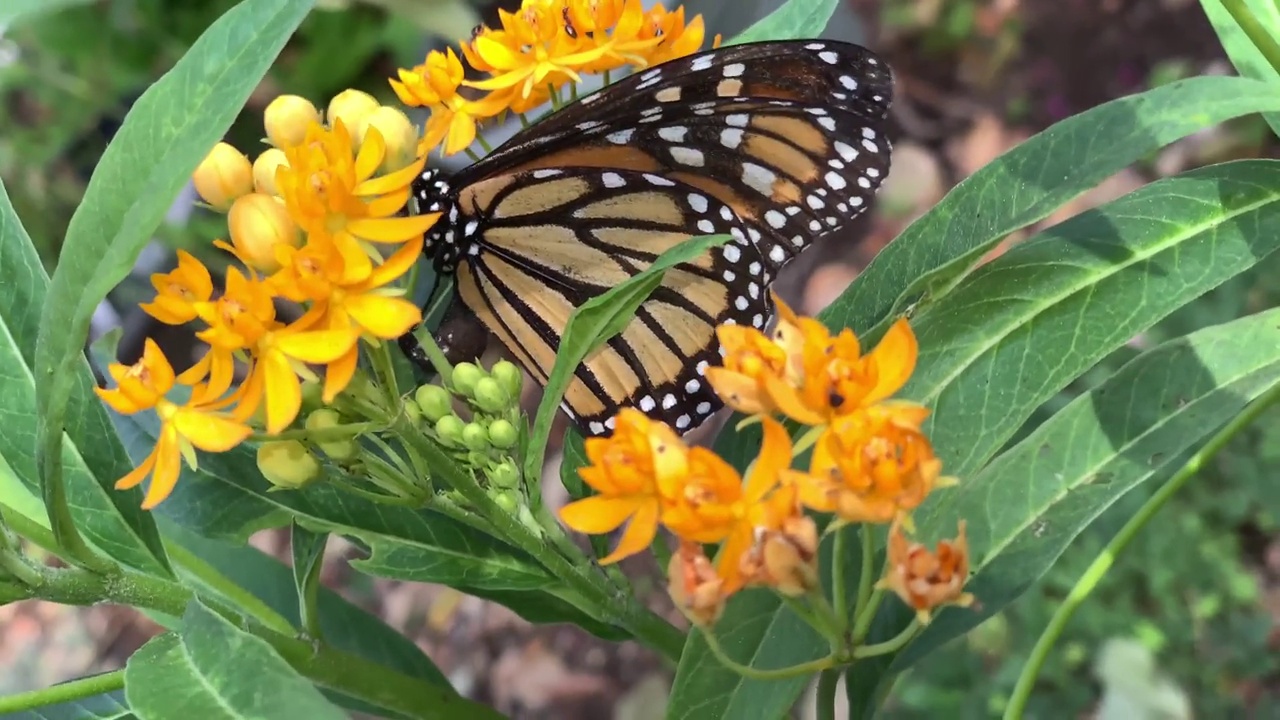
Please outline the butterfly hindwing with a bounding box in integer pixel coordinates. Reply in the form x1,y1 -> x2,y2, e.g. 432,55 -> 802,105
452,166 -> 771,433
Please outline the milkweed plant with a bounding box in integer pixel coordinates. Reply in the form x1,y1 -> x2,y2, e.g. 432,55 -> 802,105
3,0 -> 1280,718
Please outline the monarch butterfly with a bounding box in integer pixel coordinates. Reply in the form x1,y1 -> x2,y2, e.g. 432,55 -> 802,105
400,39 -> 894,437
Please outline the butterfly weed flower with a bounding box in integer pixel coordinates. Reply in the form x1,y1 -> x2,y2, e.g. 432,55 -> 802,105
192,142 -> 253,210
878,518 -> 974,624
668,540 -> 727,627
559,408 -> 689,564
263,94 -> 322,149
226,192 -> 301,273
790,404 -> 954,526
139,250 -> 213,325
96,339 -> 253,509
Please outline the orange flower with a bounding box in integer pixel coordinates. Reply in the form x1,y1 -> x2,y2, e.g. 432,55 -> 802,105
878,519 -> 973,624
658,417 -> 793,593
739,510 -> 819,598
392,48 -> 506,156
667,541 -> 727,627
464,6 -> 608,100
639,4 -> 706,67
96,339 -> 252,509
275,120 -> 436,282
791,404 -> 949,525
559,409 -> 688,564
140,251 -> 213,325
578,0 -> 662,71
703,294 -> 809,416
764,313 -> 918,427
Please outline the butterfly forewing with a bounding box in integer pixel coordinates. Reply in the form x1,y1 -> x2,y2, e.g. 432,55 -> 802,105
410,40 -> 894,437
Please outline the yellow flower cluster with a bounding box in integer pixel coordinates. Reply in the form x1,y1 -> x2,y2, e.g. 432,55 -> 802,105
99,91 -> 438,508
391,0 -> 716,155
559,295 -> 972,625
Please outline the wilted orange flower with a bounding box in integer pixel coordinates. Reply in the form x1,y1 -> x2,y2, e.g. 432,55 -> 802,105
275,120 -> 436,282
96,339 -> 252,509
764,314 -> 918,427
559,408 -> 688,564
140,251 -> 213,325
878,519 -> 973,624
658,417 -> 793,593
791,404 -> 948,525
739,509 -> 819,597
667,541 -> 727,627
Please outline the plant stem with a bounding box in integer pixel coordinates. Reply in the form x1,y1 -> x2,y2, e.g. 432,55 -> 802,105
0,670 -> 124,714
368,340 -> 403,409
855,524 -> 875,614
851,589 -> 886,645
853,618 -> 919,659
1003,382 -> 1280,720
163,541 -> 296,636
816,668 -> 840,720
698,626 -> 837,679
392,418 -> 686,662
1221,0 -> 1280,77
832,525 -> 849,622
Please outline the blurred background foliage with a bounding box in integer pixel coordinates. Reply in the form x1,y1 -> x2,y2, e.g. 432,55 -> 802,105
3,0 -> 1279,717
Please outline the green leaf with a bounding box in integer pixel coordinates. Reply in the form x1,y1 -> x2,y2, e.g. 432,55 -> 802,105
111,408 -> 627,638
909,159 -> 1280,479
558,432 -> 611,560
33,0 -> 313,575
289,522 -> 327,639
0,0 -> 94,25
0,177 -> 168,574
729,0 -> 838,44
1199,0 -> 1280,135
523,233 -> 731,486
822,76 -> 1280,340
162,522 -> 449,688
855,306 -> 1280,709
7,691 -> 134,720
126,602 -> 345,720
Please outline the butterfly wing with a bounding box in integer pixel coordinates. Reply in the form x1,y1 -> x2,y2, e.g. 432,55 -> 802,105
422,40 -> 894,436
456,40 -> 893,273
453,166 -> 771,434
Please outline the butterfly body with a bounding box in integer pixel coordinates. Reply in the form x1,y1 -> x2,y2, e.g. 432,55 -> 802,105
405,40 -> 894,437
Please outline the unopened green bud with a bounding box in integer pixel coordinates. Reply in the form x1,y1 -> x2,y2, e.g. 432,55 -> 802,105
471,377 -> 510,414
257,440 -> 321,489
491,360 -> 523,399
434,415 -> 465,446
486,460 -> 520,489
415,384 -> 454,422
492,489 -> 519,514
466,450 -> 490,468
305,409 -> 359,461
487,418 -> 518,449
451,362 -> 483,397
462,422 -> 490,451
403,398 -> 422,423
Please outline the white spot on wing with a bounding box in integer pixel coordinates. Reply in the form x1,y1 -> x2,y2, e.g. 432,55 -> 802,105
741,162 -> 776,196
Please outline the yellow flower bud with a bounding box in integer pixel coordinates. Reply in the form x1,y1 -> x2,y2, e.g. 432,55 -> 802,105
257,440 -> 321,490
264,95 -> 321,149
192,142 -> 253,211
252,148 -> 289,196
227,193 -> 300,273
362,106 -> 418,172
327,89 -> 380,145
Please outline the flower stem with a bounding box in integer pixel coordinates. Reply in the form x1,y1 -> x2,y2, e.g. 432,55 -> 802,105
792,424 -> 826,458
392,417 -> 686,662
252,421 -> 379,443
368,340 -> 405,408
852,618 -> 919,658
698,626 -> 837,679
831,525 -> 849,623
816,668 -> 840,720
1004,382 -> 1280,720
855,523 -> 875,614
0,670 -> 124,714
851,588 -> 886,645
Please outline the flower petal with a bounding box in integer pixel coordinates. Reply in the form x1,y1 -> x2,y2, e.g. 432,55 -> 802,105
322,344 -> 360,402
560,494 -> 642,535
346,214 -> 439,243
742,416 -> 790,504
599,498 -> 659,565
761,371 -> 826,426
172,407 -> 252,452
115,445 -> 158,490
263,352 -> 303,434
864,318 -> 918,404
276,326 -> 362,364
347,295 -> 422,338
141,427 -> 182,509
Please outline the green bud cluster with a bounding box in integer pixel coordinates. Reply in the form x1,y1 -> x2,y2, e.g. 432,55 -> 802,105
408,360 -> 527,496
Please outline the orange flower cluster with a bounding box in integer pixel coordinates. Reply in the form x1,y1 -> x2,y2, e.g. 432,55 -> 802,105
560,296 -> 971,625
99,92 -> 437,508
392,0 -> 716,155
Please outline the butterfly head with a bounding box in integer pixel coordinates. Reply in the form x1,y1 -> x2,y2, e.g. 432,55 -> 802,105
412,168 -> 464,274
